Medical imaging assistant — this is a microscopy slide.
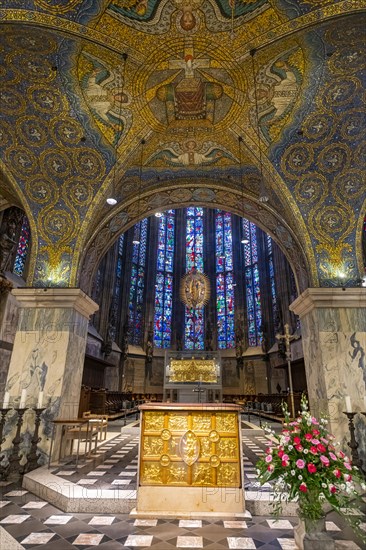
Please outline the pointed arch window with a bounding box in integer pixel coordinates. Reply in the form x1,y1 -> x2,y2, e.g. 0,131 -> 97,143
129,218 -> 148,345
110,233 -> 125,340
184,207 -> 204,350
13,215 -> 30,277
266,233 -> 278,330
242,218 -> 262,346
154,210 -> 175,348
115,234 -> 125,301
216,210 -> 235,349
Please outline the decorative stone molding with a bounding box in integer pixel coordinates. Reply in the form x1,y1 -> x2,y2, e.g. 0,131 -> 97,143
11,288 -> 98,319
290,287 -> 366,318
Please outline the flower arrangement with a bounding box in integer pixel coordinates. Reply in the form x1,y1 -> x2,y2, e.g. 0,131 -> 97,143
256,394 -> 365,541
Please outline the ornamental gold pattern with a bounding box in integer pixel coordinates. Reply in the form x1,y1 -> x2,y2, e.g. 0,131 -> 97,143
140,409 -> 241,487
169,359 -> 217,383
278,17 -> 366,285
1,3 -> 365,288
0,26 -> 108,285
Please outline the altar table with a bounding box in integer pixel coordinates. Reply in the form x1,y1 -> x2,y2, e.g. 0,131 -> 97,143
136,403 -> 245,516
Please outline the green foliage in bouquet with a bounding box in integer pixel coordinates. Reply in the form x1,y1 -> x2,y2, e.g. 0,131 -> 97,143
256,394 -> 366,542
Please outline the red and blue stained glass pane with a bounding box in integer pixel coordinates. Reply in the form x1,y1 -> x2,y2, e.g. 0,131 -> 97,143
154,211 -> 175,348
266,234 -> 278,328
215,210 -> 234,349
243,218 -> 262,346
129,219 -> 148,345
185,207 -> 204,349
13,216 -> 30,277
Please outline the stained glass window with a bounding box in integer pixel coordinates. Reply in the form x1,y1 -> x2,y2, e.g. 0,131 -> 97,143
216,211 -> 235,348
185,207 -> 204,350
129,218 -> 148,345
13,215 -> 30,277
243,218 -> 262,346
154,210 -> 175,348
266,234 -> 278,331
114,234 -> 124,300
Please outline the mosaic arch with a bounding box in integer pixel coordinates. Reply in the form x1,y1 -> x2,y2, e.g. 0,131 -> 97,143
77,186 -> 311,296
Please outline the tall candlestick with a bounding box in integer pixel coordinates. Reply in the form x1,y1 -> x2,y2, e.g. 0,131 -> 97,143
345,395 -> 352,413
2,392 -> 10,409
19,389 -> 27,409
37,391 -> 43,409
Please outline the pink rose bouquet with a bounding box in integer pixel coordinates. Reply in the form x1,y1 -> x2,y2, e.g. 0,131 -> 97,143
256,394 -> 365,541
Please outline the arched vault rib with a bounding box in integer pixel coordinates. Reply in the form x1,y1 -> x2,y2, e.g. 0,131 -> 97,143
77,181 -> 313,296
1,2 -> 365,59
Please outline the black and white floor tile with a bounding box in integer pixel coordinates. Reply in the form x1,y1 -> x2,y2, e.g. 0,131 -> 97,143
0,422 -> 364,549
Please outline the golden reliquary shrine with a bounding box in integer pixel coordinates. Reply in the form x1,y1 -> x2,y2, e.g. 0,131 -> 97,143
135,403 -> 244,516
168,358 -> 218,383
163,352 -> 223,403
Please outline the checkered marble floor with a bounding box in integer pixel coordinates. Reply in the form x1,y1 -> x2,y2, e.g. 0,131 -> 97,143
0,491 -> 364,549
0,426 -> 365,549
49,433 -> 140,491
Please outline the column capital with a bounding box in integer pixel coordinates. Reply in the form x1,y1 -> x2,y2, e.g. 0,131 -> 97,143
290,287 -> 366,318
11,288 -> 99,319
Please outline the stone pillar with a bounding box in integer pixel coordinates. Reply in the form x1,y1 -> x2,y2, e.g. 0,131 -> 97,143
2,288 -> 98,465
0,277 -> 17,398
290,288 -> 366,466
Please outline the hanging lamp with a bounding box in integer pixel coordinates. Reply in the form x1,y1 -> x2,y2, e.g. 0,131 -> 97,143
132,138 -> 145,245
107,53 -> 128,206
250,49 -> 269,203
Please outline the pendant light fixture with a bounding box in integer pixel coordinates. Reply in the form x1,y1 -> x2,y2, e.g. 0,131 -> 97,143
107,53 -> 128,206
132,138 -> 145,245
238,135 -> 249,245
250,49 -> 269,203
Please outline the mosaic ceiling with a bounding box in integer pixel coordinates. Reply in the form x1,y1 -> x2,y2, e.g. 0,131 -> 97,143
0,0 -> 365,290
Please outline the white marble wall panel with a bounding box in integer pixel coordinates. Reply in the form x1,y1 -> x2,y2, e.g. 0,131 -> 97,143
1,290 -> 98,466
0,292 -> 20,397
291,289 -> 366,469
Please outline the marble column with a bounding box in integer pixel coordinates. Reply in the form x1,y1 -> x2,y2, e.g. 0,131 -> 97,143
290,288 -> 366,467
2,288 -> 98,465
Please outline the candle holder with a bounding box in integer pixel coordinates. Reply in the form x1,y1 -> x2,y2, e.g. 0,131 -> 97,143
0,408 -> 12,480
6,407 -> 27,481
0,408 -> 11,449
25,408 -> 46,473
343,412 -> 364,474
359,412 -> 366,477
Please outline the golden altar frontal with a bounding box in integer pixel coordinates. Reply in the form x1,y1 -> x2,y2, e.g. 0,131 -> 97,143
136,403 -> 245,516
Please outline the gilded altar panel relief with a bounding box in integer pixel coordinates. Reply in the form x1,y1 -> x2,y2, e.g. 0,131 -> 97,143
139,408 -> 241,487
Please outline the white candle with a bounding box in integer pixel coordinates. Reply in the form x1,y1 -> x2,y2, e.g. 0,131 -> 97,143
2,392 -> 9,408
345,395 -> 352,413
20,389 -> 27,409
37,391 -> 43,409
